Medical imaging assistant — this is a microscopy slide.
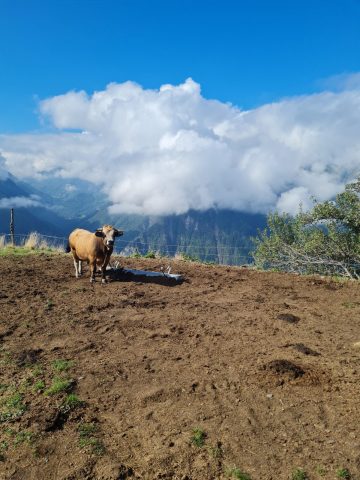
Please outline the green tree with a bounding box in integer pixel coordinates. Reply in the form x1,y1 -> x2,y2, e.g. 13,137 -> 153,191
252,177 -> 360,279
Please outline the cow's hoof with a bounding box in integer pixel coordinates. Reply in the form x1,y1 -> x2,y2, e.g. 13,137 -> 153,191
90,278 -> 96,283
101,278 -> 107,284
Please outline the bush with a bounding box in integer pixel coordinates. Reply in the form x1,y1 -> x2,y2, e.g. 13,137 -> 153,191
252,177 -> 360,279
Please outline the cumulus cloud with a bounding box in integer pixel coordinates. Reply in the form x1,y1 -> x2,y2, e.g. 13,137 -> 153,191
0,195 -> 41,209
0,77 -> 360,215
0,154 -> 9,180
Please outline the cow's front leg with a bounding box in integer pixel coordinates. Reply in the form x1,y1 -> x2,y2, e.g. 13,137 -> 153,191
89,257 -> 97,283
101,255 -> 110,284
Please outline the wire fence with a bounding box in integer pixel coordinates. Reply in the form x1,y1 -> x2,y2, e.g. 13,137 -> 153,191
0,232 -> 254,265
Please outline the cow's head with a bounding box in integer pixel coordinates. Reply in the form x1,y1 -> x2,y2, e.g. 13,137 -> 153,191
95,225 -> 123,249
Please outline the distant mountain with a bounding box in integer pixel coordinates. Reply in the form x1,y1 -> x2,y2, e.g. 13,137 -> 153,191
0,174 -> 94,238
1,173 -> 266,264
93,209 -> 266,265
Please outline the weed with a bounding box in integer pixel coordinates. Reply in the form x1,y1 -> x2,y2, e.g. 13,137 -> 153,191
144,250 -> 156,259
44,377 -> 73,396
14,431 -> 33,446
336,468 -> 351,479
315,465 -> 326,476
0,384 -> 8,392
292,468 -> 308,480
45,299 -> 54,311
79,437 -> 105,455
226,467 -> 252,480
78,422 -> 97,438
207,443 -> 223,459
179,253 -> 200,262
190,427 -> 206,447
33,380 -> 45,393
52,359 -> 74,372
31,364 -> 43,377
60,394 -> 83,412
342,302 -> 359,309
0,392 -> 26,422
78,422 -> 104,455
0,441 -> 8,451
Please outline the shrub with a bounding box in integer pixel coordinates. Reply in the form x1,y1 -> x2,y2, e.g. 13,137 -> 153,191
252,176 -> 360,279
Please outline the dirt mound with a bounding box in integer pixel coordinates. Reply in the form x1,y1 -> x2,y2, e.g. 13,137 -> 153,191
1,254 -> 360,480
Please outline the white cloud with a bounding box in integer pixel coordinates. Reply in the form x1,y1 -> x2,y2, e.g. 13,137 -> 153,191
0,195 -> 41,209
0,76 -> 360,215
0,154 -> 9,180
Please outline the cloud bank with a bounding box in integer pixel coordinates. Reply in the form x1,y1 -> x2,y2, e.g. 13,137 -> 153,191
0,195 -> 41,209
1,77 -> 360,215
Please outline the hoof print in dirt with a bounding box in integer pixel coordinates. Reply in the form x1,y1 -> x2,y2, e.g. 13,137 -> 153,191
15,348 -> 43,366
277,313 -> 300,324
45,409 -> 69,432
118,464 -> 135,479
292,343 -> 320,356
265,359 -> 305,380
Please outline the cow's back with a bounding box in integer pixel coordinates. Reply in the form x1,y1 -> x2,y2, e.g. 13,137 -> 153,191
69,228 -> 101,261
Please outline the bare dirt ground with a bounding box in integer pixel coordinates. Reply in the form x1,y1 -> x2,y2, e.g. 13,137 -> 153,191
0,254 -> 360,480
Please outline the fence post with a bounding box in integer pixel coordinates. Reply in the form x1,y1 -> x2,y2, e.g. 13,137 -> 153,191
10,208 -> 14,246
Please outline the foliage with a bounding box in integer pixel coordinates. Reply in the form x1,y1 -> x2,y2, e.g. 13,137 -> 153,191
226,467 -> 252,480
336,468 -> 351,479
52,359 -> 74,372
291,468 -> 308,480
252,177 -> 360,279
190,427 -> 206,447
44,377 -> 73,396
0,392 -> 27,423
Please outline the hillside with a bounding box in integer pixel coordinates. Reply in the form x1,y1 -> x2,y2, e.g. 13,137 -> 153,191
0,255 -> 359,479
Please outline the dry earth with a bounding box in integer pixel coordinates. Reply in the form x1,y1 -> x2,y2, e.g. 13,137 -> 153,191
0,254 -> 360,480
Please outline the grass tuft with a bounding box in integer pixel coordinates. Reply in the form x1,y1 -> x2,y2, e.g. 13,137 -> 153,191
291,468 -> 308,480
226,467 -> 252,480
44,377 -> 73,396
52,359 -> 74,372
336,468 -> 351,479
190,427 -> 206,447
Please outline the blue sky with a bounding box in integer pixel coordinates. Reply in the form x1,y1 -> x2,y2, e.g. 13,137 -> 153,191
1,0 -> 360,133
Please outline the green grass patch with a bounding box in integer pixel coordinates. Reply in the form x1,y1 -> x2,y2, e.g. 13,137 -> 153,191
291,468 -> 308,480
60,394 -> 83,413
33,380 -> 45,393
31,364 -> 43,377
315,465 -> 326,476
78,422 -> 104,455
52,359 -> 74,372
226,467 -> 252,480
0,392 -> 26,423
78,422 -> 97,438
44,377 -> 73,396
14,431 -> 34,446
190,427 -> 206,447
336,468 -> 351,479
78,437 -> 105,455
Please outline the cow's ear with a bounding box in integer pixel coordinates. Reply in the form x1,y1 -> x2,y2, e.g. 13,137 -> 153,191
114,229 -> 124,237
95,229 -> 104,237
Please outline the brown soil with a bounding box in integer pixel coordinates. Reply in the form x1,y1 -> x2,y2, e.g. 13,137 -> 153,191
0,254 -> 360,480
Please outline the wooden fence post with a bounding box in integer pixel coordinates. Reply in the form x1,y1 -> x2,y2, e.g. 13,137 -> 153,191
10,208 -> 14,246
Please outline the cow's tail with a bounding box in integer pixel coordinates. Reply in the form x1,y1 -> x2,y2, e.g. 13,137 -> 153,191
65,242 -> 71,253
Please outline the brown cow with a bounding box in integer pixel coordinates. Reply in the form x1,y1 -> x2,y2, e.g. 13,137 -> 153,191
68,225 -> 123,283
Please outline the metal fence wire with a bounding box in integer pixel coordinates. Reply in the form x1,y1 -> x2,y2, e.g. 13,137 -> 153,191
0,232 -> 253,265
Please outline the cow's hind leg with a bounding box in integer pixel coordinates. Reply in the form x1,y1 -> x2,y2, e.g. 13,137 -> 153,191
72,252 -> 81,278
